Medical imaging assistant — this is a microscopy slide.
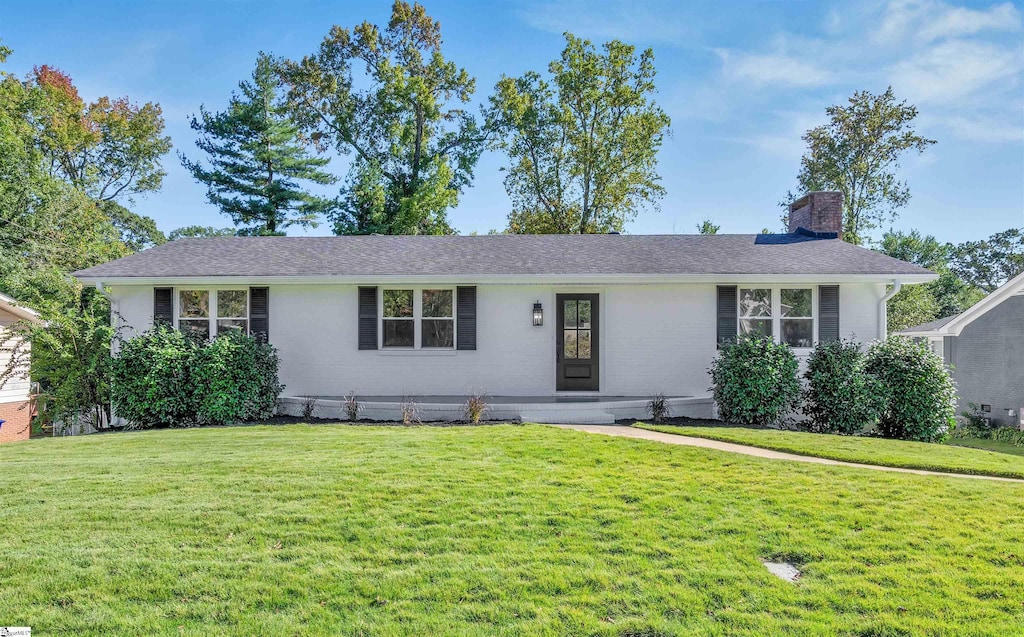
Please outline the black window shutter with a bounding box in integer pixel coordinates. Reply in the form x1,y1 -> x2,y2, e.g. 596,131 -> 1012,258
456,286 -> 477,351
716,285 -> 737,348
358,287 -> 378,350
250,287 -> 269,343
154,287 -> 173,325
818,285 -> 840,343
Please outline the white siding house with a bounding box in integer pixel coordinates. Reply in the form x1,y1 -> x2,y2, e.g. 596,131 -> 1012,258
0,293 -> 42,443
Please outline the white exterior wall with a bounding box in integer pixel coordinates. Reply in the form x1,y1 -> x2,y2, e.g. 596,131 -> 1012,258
109,281 -> 885,399
0,308 -> 31,404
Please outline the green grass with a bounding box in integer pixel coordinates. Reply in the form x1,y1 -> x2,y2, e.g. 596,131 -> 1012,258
948,436 -> 1024,457
637,423 -> 1024,480
2,424 -> 1023,635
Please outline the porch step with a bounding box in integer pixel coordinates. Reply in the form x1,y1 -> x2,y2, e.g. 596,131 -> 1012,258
518,410 -> 617,425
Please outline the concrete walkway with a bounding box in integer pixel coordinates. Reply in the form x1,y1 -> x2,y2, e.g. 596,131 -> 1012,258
548,424 -> 1024,483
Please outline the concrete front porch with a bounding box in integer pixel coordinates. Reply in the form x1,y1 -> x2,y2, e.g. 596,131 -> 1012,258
278,395 -> 716,424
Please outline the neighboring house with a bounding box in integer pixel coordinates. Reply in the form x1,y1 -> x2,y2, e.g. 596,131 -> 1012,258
73,192 -> 934,423
0,292 -> 42,443
898,270 -> 1024,428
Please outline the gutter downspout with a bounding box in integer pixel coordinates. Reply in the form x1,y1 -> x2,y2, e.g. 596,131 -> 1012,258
878,279 -> 902,340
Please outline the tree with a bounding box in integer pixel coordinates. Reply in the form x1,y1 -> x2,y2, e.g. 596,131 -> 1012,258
283,1 -> 485,235
697,219 -> 720,235
876,230 -> 986,331
787,88 -> 935,244
487,34 -> 671,234
30,65 -> 171,249
181,53 -> 336,236
168,225 -> 237,240
951,228 -> 1024,293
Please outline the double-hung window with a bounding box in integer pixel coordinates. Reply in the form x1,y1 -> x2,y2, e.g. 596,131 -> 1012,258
738,286 -> 815,349
382,288 -> 454,349
176,289 -> 249,339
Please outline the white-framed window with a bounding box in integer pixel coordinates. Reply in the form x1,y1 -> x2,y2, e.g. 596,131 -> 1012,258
738,286 -> 816,349
176,289 -> 249,339
381,287 -> 455,349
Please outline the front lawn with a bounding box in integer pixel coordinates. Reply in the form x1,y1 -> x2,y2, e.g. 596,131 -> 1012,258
2,424 -> 1023,635
637,422 -> 1024,479
948,436 -> 1024,457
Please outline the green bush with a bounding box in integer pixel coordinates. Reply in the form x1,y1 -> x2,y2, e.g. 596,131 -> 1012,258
991,427 -> 1024,447
951,402 -> 996,439
112,325 -> 283,428
864,337 -> 957,442
111,324 -> 200,428
192,330 -> 283,425
801,339 -> 887,435
709,335 -> 800,426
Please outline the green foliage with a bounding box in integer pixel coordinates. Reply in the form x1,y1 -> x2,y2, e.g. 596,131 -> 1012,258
990,427 -> 1024,447
787,87 -> 935,244
952,402 -> 996,439
168,225 -> 237,240
864,337 -> 957,442
487,34 -> 671,234
886,283 -> 941,333
284,1 -> 484,235
111,326 -> 283,428
801,339 -> 887,434
192,330 -> 283,425
709,336 -> 800,426
951,227 -> 1024,293
696,219 -> 720,235
111,324 -> 200,428
182,52 -> 336,235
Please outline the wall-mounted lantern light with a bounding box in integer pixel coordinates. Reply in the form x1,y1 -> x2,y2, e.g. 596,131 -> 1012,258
533,301 -> 543,326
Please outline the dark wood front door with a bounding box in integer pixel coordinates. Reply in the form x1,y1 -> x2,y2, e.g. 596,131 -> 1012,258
556,294 -> 599,391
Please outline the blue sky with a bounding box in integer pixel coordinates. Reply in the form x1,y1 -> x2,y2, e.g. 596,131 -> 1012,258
2,0 -> 1022,243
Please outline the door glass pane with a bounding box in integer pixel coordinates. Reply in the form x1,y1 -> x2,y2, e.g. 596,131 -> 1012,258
383,290 -> 414,318
422,289 -> 453,318
578,300 -> 591,328
179,290 -> 209,318
578,329 -> 591,359
781,289 -> 811,317
422,319 -> 454,348
217,290 -> 247,318
383,319 -> 414,347
563,329 -> 578,359
564,300 -> 577,328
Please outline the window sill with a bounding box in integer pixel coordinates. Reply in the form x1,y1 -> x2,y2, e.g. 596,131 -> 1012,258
377,349 -> 458,357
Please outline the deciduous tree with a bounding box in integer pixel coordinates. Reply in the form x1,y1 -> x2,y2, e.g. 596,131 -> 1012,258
284,1 -> 484,235
951,228 -> 1024,293
786,88 -> 935,244
487,34 -> 670,234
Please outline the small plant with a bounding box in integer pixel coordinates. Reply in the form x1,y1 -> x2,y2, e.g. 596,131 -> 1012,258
301,396 -> 320,421
953,402 -> 993,438
991,427 -> 1024,446
801,339 -> 887,435
647,393 -> 668,423
344,395 -> 360,422
400,396 -> 420,425
463,393 -> 489,424
709,335 -> 801,426
864,337 -> 957,442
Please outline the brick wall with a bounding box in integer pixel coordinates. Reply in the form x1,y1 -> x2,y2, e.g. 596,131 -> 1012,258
0,399 -> 31,443
788,191 -> 843,235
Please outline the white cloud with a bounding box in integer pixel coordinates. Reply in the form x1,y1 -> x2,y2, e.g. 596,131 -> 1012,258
876,0 -> 1021,45
945,115 -> 1024,143
716,50 -> 834,88
888,39 -> 1023,104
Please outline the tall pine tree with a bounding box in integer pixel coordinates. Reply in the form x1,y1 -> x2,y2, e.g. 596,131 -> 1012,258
181,53 -> 336,235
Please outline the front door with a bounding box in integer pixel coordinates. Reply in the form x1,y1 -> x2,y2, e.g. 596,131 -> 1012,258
556,294 -> 599,391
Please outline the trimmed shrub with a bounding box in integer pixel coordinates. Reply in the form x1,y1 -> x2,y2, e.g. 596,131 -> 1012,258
991,427 -> 1024,447
709,335 -> 800,426
111,324 -> 200,428
801,339 -> 887,434
864,337 -> 957,442
112,326 -> 283,428
192,330 -> 283,425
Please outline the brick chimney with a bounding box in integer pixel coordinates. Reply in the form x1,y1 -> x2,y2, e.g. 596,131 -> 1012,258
788,191 -> 843,238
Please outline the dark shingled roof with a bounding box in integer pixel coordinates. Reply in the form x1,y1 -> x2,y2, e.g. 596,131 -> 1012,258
72,234 -> 933,279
